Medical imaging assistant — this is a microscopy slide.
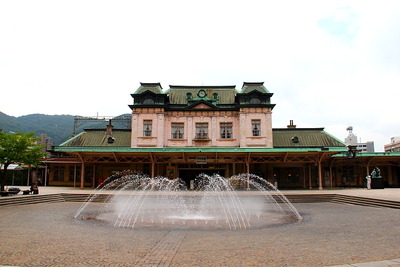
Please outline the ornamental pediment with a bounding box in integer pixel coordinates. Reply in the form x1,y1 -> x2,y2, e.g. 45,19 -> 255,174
192,103 -> 211,109
184,100 -> 219,110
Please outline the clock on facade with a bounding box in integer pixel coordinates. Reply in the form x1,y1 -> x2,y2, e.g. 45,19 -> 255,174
197,89 -> 207,98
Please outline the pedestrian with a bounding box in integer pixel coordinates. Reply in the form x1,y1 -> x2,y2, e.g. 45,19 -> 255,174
30,182 -> 39,194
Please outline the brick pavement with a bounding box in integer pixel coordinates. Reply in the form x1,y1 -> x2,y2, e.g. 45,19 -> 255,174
1,189 -> 400,266
134,230 -> 187,266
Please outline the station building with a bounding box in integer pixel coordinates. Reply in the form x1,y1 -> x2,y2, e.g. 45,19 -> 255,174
45,82 -> 400,189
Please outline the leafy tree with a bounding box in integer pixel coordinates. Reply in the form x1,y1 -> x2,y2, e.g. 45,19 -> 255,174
0,132 -> 46,191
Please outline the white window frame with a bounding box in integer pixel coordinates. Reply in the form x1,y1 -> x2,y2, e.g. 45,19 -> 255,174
252,120 -> 261,137
143,120 -> 152,137
171,123 -> 184,139
220,122 -> 233,139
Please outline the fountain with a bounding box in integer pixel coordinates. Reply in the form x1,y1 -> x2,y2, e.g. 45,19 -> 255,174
74,171 -> 302,230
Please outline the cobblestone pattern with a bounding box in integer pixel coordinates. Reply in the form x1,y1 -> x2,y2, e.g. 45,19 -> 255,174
1,202 -> 400,266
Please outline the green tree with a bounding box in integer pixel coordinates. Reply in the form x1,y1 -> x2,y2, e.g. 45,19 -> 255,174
0,132 -> 46,191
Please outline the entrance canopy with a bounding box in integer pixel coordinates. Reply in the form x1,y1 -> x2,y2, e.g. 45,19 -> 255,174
52,146 -> 346,164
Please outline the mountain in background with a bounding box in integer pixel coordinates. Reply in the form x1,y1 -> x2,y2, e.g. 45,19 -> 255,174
0,112 -> 131,145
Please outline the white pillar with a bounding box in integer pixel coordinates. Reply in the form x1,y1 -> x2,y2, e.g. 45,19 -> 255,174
239,112 -> 246,147
157,113 -> 164,147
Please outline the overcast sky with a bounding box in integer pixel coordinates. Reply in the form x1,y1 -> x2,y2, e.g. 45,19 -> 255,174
1,1 -> 399,151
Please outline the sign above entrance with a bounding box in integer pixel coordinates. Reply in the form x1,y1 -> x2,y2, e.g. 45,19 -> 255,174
196,156 -> 208,164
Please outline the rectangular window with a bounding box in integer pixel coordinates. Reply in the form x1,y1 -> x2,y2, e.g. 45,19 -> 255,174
195,123 -> 209,139
53,166 -> 65,181
252,120 -> 261,136
68,166 -> 81,182
143,120 -> 152,137
171,123 -> 184,139
220,122 -> 233,139
84,167 -> 93,183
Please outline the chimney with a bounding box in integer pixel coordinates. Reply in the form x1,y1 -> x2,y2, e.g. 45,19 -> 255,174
106,120 -> 114,134
106,120 -> 115,144
287,120 -> 296,128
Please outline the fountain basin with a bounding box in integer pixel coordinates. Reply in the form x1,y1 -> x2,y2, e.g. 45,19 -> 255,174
75,173 -> 302,230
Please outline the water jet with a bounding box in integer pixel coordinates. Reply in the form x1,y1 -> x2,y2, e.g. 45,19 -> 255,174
75,171 -> 302,230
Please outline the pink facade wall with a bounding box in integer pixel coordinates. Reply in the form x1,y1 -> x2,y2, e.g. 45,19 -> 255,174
131,107 -> 273,148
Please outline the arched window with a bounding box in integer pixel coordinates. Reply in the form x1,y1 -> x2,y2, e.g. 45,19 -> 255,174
143,98 -> 155,104
249,97 -> 261,104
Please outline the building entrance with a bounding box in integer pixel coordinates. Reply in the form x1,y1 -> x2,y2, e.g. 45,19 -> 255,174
178,168 -> 225,189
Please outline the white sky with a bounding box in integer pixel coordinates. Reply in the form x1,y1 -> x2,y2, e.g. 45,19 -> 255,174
1,1 -> 399,151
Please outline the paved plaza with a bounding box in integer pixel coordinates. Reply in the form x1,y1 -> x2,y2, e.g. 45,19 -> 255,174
1,188 -> 400,266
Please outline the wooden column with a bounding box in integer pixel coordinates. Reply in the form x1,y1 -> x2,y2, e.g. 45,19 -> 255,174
318,163 -> 323,190
92,165 -> 96,188
317,153 -> 325,190
246,153 -> 250,190
44,165 -> 48,187
387,165 -> 393,186
73,165 -> 77,188
150,153 -> 155,178
80,161 -> 85,189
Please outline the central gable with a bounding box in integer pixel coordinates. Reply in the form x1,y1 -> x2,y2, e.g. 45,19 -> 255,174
184,100 -> 219,110
192,103 -> 212,109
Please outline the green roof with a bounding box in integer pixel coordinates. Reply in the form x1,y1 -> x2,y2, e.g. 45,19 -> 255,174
60,130 -> 131,147
133,83 -> 163,94
57,127 -> 347,153
272,128 -> 346,148
240,82 -> 269,93
166,85 -> 237,105
54,146 -> 346,153
332,152 -> 400,157
131,83 -> 274,106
